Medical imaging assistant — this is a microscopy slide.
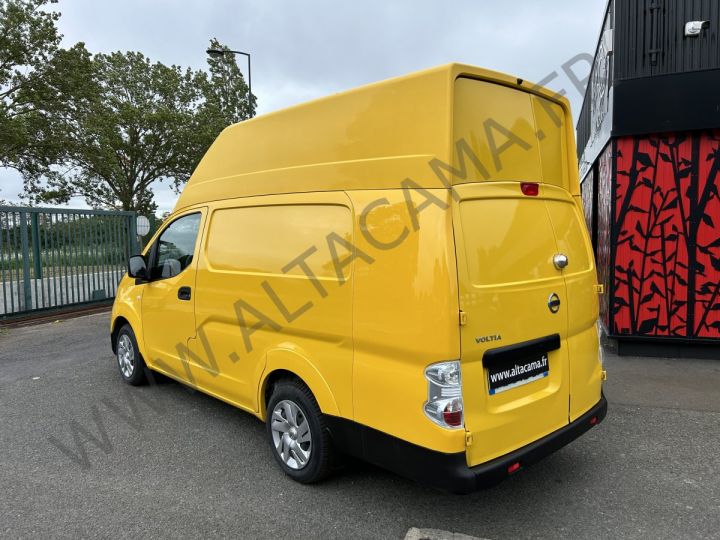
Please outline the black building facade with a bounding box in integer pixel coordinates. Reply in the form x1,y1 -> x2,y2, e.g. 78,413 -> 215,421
578,0 -> 720,356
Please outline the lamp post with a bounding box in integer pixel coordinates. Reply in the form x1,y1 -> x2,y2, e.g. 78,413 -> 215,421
206,47 -> 252,106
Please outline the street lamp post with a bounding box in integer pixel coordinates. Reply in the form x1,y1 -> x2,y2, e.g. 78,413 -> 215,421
206,47 -> 252,106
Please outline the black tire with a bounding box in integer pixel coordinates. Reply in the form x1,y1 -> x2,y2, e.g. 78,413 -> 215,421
265,378 -> 334,484
114,324 -> 148,386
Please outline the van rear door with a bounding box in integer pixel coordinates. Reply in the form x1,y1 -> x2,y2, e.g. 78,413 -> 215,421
451,77 -> 599,467
453,183 -> 572,466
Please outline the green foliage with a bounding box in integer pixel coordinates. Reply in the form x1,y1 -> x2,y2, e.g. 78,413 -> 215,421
23,37 -> 256,213
26,51 -> 204,212
1,1 -> 256,213
0,0 -> 93,177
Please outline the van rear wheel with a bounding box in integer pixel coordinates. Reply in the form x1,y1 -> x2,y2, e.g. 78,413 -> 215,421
266,379 -> 333,483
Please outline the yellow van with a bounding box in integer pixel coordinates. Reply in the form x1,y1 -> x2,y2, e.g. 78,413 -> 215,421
111,63 -> 606,493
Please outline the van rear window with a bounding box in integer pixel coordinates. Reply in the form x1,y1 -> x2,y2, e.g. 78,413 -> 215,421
453,77 -> 569,191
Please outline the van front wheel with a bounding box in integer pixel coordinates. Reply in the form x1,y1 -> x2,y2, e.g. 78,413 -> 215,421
115,324 -> 148,386
266,379 -> 333,483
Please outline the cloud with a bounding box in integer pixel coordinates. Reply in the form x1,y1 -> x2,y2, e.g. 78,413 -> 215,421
1,0 -> 607,211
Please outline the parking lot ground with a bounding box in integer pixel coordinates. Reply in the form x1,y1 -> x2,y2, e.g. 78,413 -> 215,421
1,313 -> 719,539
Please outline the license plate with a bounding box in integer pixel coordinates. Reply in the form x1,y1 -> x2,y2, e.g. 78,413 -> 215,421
487,354 -> 549,395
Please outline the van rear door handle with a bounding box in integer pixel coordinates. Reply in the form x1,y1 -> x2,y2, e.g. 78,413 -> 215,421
178,286 -> 192,301
553,253 -> 569,270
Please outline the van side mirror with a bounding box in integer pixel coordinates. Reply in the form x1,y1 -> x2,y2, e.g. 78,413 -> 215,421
128,255 -> 148,282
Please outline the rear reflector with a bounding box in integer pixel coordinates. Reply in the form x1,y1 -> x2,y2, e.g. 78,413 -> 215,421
507,462 -> 521,474
442,406 -> 463,427
521,182 -> 539,196
590,416 -> 598,426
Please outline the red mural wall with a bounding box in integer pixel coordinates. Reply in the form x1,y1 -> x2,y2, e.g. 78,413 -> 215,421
613,131 -> 720,339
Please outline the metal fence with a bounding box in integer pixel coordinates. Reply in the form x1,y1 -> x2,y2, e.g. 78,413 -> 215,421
0,206 -> 137,319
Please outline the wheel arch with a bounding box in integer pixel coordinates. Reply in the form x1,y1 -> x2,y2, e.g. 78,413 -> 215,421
110,308 -> 147,360
110,316 -> 130,354
258,350 -> 340,421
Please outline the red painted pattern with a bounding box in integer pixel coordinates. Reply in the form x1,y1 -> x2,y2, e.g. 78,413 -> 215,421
613,132 -> 720,338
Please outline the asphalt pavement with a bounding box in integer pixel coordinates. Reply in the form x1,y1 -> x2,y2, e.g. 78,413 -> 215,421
0,313 -> 718,539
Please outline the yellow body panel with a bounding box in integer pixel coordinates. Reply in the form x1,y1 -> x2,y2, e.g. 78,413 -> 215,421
348,189 -> 463,453
111,63 -> 601,466
190,192 -> 353,416
111,275 -> 147,356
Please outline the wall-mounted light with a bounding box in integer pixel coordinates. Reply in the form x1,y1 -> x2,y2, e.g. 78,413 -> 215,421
685,20 -> 710,37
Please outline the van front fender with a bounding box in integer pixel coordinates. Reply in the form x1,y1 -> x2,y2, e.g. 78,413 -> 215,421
110,277 -> 147,359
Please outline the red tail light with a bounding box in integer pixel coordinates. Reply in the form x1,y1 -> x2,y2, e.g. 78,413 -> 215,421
521,182 -> 539,196
423,361 -> 464,429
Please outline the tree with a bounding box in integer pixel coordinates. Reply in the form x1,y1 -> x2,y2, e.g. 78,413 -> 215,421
24,40 -> 256,213
0,0 -> 93,177
202,38 -> 256,126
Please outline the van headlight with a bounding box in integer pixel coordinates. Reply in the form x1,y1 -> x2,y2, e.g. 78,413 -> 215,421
423,361 -> 464,429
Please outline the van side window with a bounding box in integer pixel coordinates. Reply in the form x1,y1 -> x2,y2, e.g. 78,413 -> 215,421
205,205 -> 351,279
150,213 -> 201,280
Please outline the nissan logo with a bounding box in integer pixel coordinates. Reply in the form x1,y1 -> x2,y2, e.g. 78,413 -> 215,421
548,293 -> 561,314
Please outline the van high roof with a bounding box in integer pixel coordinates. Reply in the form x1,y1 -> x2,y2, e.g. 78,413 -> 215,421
175,63 -> 578,211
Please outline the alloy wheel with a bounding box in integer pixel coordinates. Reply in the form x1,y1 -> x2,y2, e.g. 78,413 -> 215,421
270,399 -> 312,470
117,334 -> 135,378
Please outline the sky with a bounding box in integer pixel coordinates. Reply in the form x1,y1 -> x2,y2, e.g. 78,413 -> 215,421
0,0 -> 608,213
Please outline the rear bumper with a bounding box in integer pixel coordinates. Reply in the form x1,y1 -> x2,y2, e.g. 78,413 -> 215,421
326,394 -> 607,494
